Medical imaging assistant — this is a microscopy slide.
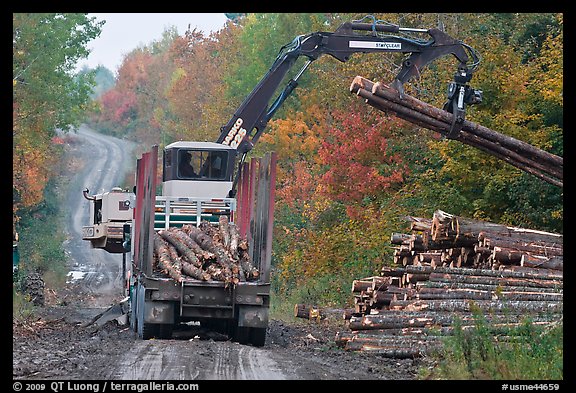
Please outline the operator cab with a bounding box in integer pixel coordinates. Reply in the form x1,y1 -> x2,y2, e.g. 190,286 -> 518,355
162,141 -> 237,199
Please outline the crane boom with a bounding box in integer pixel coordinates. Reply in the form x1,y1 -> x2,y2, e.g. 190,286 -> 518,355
217,19 -> 480,157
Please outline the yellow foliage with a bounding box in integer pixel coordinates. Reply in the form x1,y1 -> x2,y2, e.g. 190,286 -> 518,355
532,14 -> 563,107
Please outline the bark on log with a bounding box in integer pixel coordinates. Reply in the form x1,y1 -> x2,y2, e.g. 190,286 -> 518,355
497,264 -> 564,278
343,335 -> 441,354
169,227 -> 214,263
430,265 -> 563,281
429,272 -> 562,289
228,222 -> 240,260
181,261 -> 211,281
380,266 -> 408,277
418,252 -> 443,264
183,225 -> 236,284
482,237 -> 562,255
153,233 -> 183,283
417,287 -> 562,302
410,219 -> 433,232
371,276 -> 391,292
521,254 -> 563,271
416,280 -> 563,294
429,211 -> 564,245
388,299 -> 563,314
352,277 -> 379,293
218,215 -> 231,251
294,304 -> 324,320
163,228 -> 205,268
348,310 -> 561,330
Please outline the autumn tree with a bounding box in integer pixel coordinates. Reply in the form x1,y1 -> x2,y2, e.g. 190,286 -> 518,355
13,13 -> 103,224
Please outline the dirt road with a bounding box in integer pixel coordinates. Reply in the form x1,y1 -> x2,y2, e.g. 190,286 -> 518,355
62,124 -> 135,308
13,126 -> 423,381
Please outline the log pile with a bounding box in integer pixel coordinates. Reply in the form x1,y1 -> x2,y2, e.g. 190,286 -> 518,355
152,216 -> 259,286
349,76 -> 563,188
340,210 -> 563,357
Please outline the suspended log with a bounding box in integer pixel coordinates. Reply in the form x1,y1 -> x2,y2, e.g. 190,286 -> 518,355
349,76 -> 563,186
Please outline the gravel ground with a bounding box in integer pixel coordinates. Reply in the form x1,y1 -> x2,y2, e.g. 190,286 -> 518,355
13,285 -> 425,381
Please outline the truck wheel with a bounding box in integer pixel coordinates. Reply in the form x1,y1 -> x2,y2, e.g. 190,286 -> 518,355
135,282 -> 158,339
232,326 -> 250,345
137,309 -> 158,339
233,326 -> 267,347
129,286 -> 138,334
158,324 -> 173,339
249,327 -> 267,347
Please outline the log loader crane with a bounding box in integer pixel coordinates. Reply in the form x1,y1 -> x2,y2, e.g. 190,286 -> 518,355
81,16 -> 483,345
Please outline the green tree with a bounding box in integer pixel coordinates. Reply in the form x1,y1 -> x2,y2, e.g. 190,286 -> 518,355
13,13 -> 103,223
86,65 -> 116,99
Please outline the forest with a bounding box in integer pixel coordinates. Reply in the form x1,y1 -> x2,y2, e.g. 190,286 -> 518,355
13,13 -> 563,308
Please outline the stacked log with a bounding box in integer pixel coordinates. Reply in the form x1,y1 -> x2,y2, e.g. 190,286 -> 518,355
152,217 -> 259,286
338,210 -> 563,357
349,76 -> 563,188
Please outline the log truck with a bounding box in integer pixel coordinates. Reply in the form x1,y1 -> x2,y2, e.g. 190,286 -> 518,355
81,16 -> 484,345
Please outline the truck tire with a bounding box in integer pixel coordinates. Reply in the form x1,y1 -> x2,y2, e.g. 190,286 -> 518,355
129,285 -> 138,334
137,306 -> 158,339
158,324 -> 173,339
249,327 -> 267,347
233,326 -> 267,347
135,282 -> 158,339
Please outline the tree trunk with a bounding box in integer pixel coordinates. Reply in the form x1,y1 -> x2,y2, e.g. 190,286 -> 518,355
388,299 -> 563,314
417,279 -> 562,294
521,254 -> 563,271
348,310 -> 560,330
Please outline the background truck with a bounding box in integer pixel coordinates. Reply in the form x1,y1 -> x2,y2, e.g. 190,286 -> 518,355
81,16 -> 485,345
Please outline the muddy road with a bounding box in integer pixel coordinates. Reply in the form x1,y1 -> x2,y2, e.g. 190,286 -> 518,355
13,126 -> 423,381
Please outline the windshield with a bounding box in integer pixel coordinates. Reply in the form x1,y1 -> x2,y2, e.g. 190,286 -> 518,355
177,149 -> 229,180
